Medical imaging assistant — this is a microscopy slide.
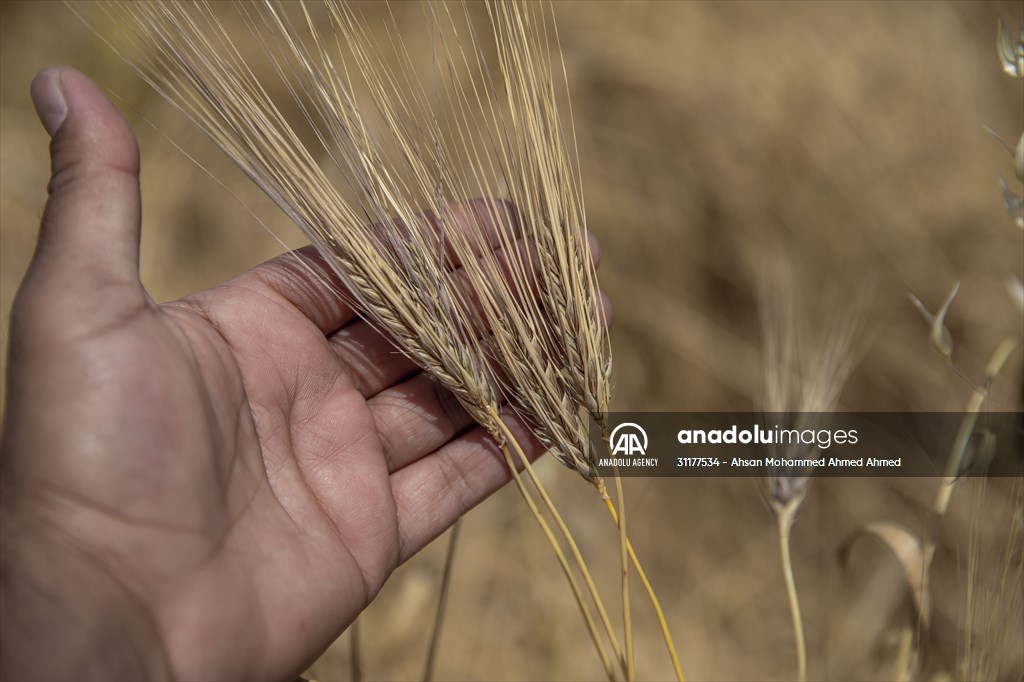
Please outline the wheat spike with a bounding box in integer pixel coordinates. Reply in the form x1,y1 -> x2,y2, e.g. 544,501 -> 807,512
85,1 -> 631,677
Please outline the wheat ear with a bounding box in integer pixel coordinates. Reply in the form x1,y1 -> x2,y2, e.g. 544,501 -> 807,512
90,1 -> 632,677
760,275 -> 865,682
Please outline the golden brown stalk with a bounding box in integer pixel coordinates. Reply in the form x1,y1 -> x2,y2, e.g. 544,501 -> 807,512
612,470 -> 633,682
423,518 -> 460,682
493,419 -> 618,682
600,497 -> 685,682
776,498 -> 806,682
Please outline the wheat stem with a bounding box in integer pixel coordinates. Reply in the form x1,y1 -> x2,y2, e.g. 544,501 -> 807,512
921,336 -> 1021,623
611,469 -> 634,682
423,517 -> 461,682
600,495 -> 685,682
777,499 -> 807,682
495,417 -> 625,679
494,429 -> 617,681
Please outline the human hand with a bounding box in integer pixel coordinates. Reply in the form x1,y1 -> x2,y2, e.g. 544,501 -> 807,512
0,67 -> 552,681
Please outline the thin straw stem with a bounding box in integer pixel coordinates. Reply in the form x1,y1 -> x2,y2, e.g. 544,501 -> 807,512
495,417 -> 625,680
494,428 -> 617,681
777,500 -> 807,682
921,337 -> 1020,627
423,517 -> 461,682
925,336 -> 1020,566
601,496 -> 685,682
611,469 -> 634,681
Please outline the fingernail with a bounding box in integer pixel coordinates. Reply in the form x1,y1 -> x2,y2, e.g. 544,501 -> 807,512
31,70 -> 68,138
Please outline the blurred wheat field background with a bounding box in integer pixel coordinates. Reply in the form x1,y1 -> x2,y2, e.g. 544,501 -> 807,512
1,2 -> 1022,681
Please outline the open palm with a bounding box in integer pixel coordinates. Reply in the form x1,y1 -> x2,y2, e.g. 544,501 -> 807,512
1,68 -> 541,681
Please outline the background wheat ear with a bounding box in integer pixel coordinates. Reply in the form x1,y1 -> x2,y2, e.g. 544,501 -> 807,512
758,270 -> 867,682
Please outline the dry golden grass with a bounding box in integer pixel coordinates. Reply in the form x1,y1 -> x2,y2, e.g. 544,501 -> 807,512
1,2 -> 1022,680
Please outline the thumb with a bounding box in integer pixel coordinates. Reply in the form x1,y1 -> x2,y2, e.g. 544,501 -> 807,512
23,67 -> 144,311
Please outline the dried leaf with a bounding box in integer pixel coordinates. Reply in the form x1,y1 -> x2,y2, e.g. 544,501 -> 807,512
843,522 -> 930,628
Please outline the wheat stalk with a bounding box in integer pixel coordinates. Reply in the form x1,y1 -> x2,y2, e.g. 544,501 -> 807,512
759,273 -> 865,682
80,1 -> 659,678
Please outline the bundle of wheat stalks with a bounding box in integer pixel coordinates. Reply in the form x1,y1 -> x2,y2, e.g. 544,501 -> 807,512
84,1 -> 680,680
